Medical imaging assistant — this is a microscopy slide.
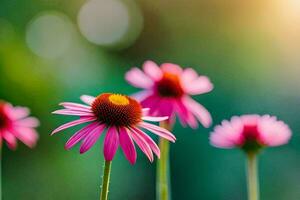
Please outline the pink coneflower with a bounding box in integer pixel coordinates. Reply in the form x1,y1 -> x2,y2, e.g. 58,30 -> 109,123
210,114 -> 292,200
0,101 -> 39,150
210,114 -> 291,152
125,60 -> 213,129
52,93 -> 175,163
52,93 -> 176,200
126,60 -> 213,200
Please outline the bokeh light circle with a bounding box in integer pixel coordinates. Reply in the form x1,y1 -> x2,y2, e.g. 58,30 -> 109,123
78,0 -> 143,50
26,12 -> 74,59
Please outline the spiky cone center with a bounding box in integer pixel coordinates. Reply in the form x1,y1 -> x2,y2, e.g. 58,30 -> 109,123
156,72 -> 184,98
91,93 -> 142,127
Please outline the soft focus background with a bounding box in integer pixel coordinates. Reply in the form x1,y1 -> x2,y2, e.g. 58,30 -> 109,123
1,0 -> 300,199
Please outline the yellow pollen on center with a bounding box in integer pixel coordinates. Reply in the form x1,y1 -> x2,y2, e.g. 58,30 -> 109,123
108,94 -> 129,106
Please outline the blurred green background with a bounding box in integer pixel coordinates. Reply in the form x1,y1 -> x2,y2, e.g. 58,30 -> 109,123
1,0 -> 300,199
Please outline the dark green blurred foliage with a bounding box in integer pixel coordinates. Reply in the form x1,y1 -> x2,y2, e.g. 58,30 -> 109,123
0,0 -> 300,199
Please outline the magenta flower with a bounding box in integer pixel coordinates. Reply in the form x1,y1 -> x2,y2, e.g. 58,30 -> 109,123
125,60 -> 213,128
0,101 -> 39,149
210,114 -> 292,152
52,93 -> 176,164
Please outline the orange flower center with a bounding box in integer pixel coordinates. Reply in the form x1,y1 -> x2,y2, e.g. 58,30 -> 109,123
91,93 -> 142,127
156,73 -> 184,98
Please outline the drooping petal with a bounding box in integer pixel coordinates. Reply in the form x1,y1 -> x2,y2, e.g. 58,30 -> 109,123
210,117 -> 244,148
258,115 -> 292,146
11,127 -> 39,148
125,67 -> 153,89
65,122 -> 100,150
173,99 -> 198,129
183,96 -> 212,128
52,109 -> 95,117
138,122 -> 176,142
119,127 -> 137,164
79,124 -> 106,154
141,95 -> 162,116
142,60 -> 163,81
210,131 -> 237,148
132,127 -> 160,158
156,99 -> 174,118
51,117 -> 97,135
103,126 -> 119,161
129,128 -> 154,162
80,95 -> 96,105
2,130 -> 17,150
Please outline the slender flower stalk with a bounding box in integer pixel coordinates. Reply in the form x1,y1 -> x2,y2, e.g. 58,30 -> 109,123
126,61 -> 213,199
210,114 -> 292,200
157,121 -> 172,200
52,93 -> 176,199
100,160 -> 112,200
246,152 -> 259,200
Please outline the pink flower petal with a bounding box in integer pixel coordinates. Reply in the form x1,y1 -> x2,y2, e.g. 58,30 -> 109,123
183,96 -> 212,128
59,102 -> 92,112
6,105 -> 30,120
11,127 -> 39,148
181,68 -> 198,84
142,116 -> 168,122
103,126 -> 119,161
160,63 -> 183,75
131,90 -> 152,102
125,67 -> 153,89
183,76 -> 213,95
155,99 -> 174,118
119,127 -> 137,164
2,130 -> 17,150
142,60 -> 163,81
138,122 -> 176,142
210,132 -> 236,148
129,128 -> 154,162
141,95 -> 162,116
51,117 -> 97,135
79,124 -> 106,154
52,109 -> 95,117
173,99 -> 198,129
80,95 -> 96,105
65,122 -> 99,150
132,127 -> 160,158
258,115 -> 292,146
142,108 -> 150,116
15,117 -> 40,128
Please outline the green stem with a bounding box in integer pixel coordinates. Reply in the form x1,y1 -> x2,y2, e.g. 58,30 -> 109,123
100,160 -> 112,200
246,153 -> 259,200
157,121 -> 171,200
